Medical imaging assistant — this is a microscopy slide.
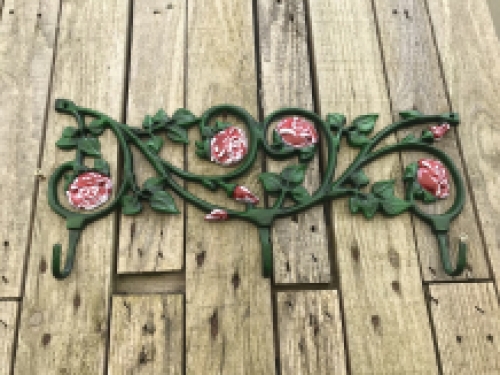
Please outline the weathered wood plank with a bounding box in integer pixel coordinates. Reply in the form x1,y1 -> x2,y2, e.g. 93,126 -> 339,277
307,0 -> 439,373
185,1 -> 275,374
14,1 -> 129,374
108,294 -> 184,374
117,0 -> 185,274
276,291 -> 347,375
0,0 -> 59,298
0,301 -> 17,375
373,0 -> 488,281
257,0 -> 330,284
427,0 -> 500,291
429,282 -> 500,374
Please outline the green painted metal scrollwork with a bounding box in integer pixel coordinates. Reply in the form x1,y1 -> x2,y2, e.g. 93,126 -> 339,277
48,99 -> 467,280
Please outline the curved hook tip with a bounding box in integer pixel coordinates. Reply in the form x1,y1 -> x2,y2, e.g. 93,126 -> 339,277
52,243 -> 69,280
437,233 -> 468,277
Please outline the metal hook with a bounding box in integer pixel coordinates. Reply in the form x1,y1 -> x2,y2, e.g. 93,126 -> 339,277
436,232 -> 467,277
52,229 -> 82,280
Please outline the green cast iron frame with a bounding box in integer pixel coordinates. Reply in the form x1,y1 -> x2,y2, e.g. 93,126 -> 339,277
48,98 -> 467,280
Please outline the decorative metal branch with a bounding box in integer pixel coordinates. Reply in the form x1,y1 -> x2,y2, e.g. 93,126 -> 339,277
48,99 -> 467,280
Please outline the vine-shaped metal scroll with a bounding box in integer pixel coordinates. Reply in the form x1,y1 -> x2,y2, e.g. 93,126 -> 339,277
48,99 -> 467,280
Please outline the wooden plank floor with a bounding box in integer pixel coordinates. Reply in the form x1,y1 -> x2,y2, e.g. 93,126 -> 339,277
1,0 -> 500,374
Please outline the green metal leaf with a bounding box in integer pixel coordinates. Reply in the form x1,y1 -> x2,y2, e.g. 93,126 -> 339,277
352,114 -> 378,134
172,108 -> 196,125
404,162 -> 418,181
152,109 -> 169,124
347,130 -> 370,147
146,135 -> 164,153
121,195 -> 142,215
350,194 -> 379,219
56,136 -> 78,150
62,127 -> 78,138
420,129 -> 435,144
77,137 -> 101,157
201,178 -> 217,191
371,180 -> 396,199
215,121 -> 231,132
271,129 -> 284,149
326,113 -> 346,130
166,125 -> 189,144
150,190 -> 179,214
87,119 -> 105,136
93,158 -> 110,176
142,177 -> 164,193
413,183 -> 438,204
348,169 -> 370,187
259,172 -> 282,194
195,139 -> 210,159
401,134 -> 417,144
142,115 -> 153,130
291,186 -> 310,203
399,110 -> 422,119
348,196 -> 359,214
381,197 -> 412,216
298,145 -> 316,163
280,164 -> 306,186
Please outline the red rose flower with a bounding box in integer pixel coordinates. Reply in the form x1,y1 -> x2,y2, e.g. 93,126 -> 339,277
210,126 -> 248,166
204,209 -> 228,221
417,159 -> 450,199
232,185 -> 259,205
430,123 -> 451,141
66,171 -> 113,210
276,116 -> 318,148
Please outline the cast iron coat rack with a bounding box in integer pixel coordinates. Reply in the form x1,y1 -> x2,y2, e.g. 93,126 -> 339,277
47,98 -> 468,280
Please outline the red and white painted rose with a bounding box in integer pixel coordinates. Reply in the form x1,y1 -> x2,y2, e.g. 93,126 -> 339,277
66,171 -> 113,210
210,126 -> 248,166
430,123 -> 451,141
417,159 -> 450,199
204,209 -> 228,221
276,116 -> 318,148
232,185 -> 259,205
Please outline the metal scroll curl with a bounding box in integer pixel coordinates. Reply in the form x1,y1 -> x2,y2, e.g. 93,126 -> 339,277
47,99 -> 467,280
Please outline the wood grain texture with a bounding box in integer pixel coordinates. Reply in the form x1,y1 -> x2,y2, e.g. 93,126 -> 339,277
307,0 -> 439,373
257,0 -> 330,284
276,291 -> 347,375
117,0 -> 185,274
14,0 -> 129,374
184,1 -> 275,374
427,0 -> 500,291
429,282 -> 500,374
108,294 -> 184,375
0,0 -> 59,297
0,301 -> 17,375
373,0 -> 488,281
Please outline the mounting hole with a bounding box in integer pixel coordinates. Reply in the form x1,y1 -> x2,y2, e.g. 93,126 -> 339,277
310,225 -> 316,232
456,335 -> 462,343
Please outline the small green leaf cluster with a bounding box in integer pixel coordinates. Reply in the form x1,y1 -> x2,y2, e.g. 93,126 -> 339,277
121,177 -> 179,215
403,162 -> 438,204
346,114 -> 378,147
349,180 -> 412,219
142,108 -> 197,148
259,164 -> 310,204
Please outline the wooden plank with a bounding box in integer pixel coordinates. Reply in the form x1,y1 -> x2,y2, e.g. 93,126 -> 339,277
184,1 -> 275,374
0,0 -> 59,297
373,0 -> 488,281
108,294 -> 184,374
429,282 -> 500,374
257,0 -> 330,283
276,291 -> 347,375
117,0 -> 185,274
427,0 -> 500,292
14,0 -> 129,374
0,301 -> 18,375
307,0 -> 439,373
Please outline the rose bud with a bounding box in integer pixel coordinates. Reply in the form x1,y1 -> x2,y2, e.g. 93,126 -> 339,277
66,171 -> 113,210
210,126 -> 248,166
232,185 -> 259,205
430,123 -> 451,141
417,159 -> 450,199
276,116 -> 318,148
204,209 -> 229,221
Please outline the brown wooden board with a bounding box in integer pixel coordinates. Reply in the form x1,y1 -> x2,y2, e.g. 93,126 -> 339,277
256,0 -> 330,284
0,0 -> 59,298
184,1 -> 275,374
373,0 -> 488,281
14,0 -> 129,373
427,0 -> 500,291
276,291 -> 347,374
0,301 -> 18,375
117,0 -> 185,274
307,0 -> 439,373
429,282 -> 500,374
108,294 -> 184,374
